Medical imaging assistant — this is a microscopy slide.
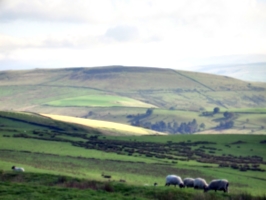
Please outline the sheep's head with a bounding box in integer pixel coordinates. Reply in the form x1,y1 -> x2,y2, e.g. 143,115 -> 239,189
11,166 -> 15,170
179,183 -> 185,188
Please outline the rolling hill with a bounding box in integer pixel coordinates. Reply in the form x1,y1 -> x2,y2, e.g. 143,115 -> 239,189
0,66 -> 266,134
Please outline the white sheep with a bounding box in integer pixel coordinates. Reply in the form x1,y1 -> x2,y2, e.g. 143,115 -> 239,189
11,166 -> 25,172
183,178 -> 195,188
194,178 -> 208,190
204,179 -> 229,193
165,175 -> 184,188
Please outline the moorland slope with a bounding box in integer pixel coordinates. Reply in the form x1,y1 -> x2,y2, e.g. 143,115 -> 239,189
0,66 -> 266,134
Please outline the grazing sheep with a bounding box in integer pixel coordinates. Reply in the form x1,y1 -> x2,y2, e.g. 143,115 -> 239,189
183,178 -> 195,188
11,166 -> 24,172
194,178 -> 208,190
204,179 -> 229,193
165,175 -> 184,188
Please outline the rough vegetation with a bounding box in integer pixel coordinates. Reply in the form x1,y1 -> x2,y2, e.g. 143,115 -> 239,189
0,172 -> 266,200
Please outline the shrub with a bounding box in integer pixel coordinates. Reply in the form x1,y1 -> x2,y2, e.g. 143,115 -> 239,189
103,182 -> 114,192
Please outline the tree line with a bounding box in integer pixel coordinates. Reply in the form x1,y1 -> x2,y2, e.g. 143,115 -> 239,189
128,109 -> 202,134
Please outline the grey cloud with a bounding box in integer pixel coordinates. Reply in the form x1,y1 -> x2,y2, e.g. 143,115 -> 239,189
104,25 -> 139,42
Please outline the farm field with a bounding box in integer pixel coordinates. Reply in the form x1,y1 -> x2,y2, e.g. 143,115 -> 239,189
0,111 -> 266,199
2,172 -> 261,200
42,113 -> 166,135
0,66 -> 266,199
46,94 -> 157,108
1,134 -> 266,198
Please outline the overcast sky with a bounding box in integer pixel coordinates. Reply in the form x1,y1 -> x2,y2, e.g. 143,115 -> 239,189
0,0 -> 266,71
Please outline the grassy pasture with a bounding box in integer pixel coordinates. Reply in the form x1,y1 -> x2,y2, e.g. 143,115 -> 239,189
0,135 -> 266,196
0,110 -> 266,199
46,94 -> 156,108
0,85 -> 106,110
1,113 -> 266,197
3,172 -> 262,200
0,111 -> 96,134
0,137 -> 159,164
222,108 -> 266,113
105,134 -> 266,158
42,114 -> 166,135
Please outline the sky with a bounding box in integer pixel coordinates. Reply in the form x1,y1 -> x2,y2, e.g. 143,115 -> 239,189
0,0 -> 266,72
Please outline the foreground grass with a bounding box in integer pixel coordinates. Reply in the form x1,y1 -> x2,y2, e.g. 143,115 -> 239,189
0,172 -> 265,200
0,112 -> 266,196
1,134 -> 266,196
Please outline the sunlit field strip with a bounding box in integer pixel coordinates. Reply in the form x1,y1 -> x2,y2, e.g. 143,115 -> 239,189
42,114 -> 166,135
46,95 -> 157,108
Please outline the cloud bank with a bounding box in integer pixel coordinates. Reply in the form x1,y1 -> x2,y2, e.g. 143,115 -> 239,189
0,0 -> 266,71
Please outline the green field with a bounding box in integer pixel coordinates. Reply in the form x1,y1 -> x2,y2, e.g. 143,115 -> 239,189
46,94 -> 156,108
42,113 -> 166,135
1,111 -> 266,199
1,133 -> 266,199
1,67 -> 266,199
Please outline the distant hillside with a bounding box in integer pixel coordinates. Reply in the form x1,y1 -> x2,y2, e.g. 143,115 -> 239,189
0,66 -> 266,134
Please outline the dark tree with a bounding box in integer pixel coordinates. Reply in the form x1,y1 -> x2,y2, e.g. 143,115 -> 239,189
224,111 -> 234,119
146,108 -> 153,116
213,107 -> 220,114
200,123 -> 205,129
223,111 -> 229,118
218,120 -> 234,129
226,121 -> 234,128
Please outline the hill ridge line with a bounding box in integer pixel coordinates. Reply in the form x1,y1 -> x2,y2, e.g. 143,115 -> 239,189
172,70 -> 215,91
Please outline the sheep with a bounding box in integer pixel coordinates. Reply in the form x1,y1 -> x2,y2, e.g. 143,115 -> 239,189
165,175 -> 184,188
183,178 -> 195,188
11,166 -> 24,172
204,179 -> 229,193
194,178 -> 208,190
